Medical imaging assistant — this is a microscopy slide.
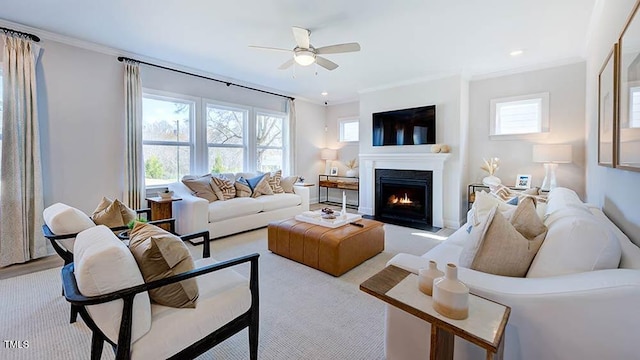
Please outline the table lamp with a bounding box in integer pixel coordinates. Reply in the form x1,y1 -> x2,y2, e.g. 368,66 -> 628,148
320,148 -> 337,175
532,144 -> 572,191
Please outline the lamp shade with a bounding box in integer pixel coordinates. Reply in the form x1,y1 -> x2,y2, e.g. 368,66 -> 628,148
532,144 -> 572,163
320,148 -> 337,160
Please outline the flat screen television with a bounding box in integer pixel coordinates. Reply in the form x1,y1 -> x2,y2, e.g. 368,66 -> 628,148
372,105 -> 436,146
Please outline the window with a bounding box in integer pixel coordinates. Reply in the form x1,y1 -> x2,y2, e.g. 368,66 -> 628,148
630,86 -> 640,128
142,93 -> 195,186
0,68 -> 3,164
339,117 -> 359,142
490,92 -> 549,138
256,111 -> 285,172
206,103 -> 246,173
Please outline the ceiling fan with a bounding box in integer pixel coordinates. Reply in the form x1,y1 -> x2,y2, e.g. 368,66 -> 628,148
249,27 -> 361,71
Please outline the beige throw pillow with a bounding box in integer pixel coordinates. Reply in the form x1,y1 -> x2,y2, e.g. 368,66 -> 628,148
182,175 -> 218,202
268,170 -> 285,194
235,177 -> 252,197
212,176 -> 236,200
92,197 -> 136,227
281,176 -> 299,193
128,222 -> 199,308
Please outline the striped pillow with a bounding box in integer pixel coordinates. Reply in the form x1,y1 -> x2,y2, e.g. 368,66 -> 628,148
211,176 -> 236,200
268,170 -> 285,194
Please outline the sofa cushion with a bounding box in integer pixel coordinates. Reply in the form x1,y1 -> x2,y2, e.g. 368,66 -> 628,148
281,176 -> 299,193
235,177 -> 252,197
208,197 -> 264,222
212,175 -> 236,200
74,225 -> 151,344
128,222 -> 199,308
92,198 -> 137,228
544,187 -> 590,219
527,213 -> 622,277
182,175 -> 218,202
43,202 -> 95,235
248,173 -> 274,198
129,257 -> 251,360
254,193 -> 301,211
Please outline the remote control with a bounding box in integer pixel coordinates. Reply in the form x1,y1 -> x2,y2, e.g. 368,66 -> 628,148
349,222 -> 364,228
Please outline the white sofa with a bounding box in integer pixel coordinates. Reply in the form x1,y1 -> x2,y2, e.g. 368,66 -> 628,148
168,173 -> 310,239
385,188 -> 640,360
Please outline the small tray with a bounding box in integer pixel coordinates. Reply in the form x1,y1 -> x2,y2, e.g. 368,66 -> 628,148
295,211 -> 362,228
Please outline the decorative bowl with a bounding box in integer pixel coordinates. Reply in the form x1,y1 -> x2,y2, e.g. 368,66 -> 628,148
159,191 -> 174,199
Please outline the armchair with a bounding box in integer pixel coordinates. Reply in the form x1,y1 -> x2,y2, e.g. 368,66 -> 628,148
62,225 -> 258,360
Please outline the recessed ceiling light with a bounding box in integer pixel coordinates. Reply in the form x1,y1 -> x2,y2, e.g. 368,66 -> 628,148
321,91 -> 328,96
510,50 -> 524,57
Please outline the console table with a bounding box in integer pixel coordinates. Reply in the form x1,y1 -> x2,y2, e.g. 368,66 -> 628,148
360,265 -> 510,360
318,175 -> 359,209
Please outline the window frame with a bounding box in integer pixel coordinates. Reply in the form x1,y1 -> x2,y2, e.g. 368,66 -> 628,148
489,92 -> 550,140
254,108 -> 289,174
338,117 -> 359,142
203,100 -> 251,174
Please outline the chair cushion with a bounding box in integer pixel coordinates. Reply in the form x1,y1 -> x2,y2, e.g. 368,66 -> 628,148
74,225 -> 151,344
43,202 -> 95,235
208,197 -> 263,222
182,174 -> 218,202
128,223 -> 199,308
254,193 -> 301,212
129,257 -> 251,360
92,197 -> 137,227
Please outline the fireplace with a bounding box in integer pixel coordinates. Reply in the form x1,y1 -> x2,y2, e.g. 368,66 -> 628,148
375,169 -> 434,230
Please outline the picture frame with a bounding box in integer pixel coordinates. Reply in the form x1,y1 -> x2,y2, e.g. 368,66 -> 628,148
616,0 -> 640,171
598,44 -> 617,167
515,174 -> 532,189
329,167 -> 339,176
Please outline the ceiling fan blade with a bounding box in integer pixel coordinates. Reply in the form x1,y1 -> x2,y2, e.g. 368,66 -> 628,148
316,42 -> 361,55
315,56 -> 339,71
292,26 -> 310,49
278,58 -> 295,70
249,45 -> 292,52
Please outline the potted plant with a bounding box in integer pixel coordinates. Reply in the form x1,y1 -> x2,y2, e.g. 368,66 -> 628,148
345,158 -> 358,177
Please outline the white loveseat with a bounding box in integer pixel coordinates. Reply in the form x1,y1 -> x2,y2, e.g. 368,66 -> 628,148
385,187 -> 640,360
168,173 -> 310,239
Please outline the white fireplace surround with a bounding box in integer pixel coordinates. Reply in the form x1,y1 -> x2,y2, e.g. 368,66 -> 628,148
359,153 -> 451,228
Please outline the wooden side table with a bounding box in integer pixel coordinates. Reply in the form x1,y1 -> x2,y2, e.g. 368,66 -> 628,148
360,265 -> 510,360
145,196 -> 182,231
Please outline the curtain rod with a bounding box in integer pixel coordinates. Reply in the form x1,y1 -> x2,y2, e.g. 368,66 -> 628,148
0,26 -> 40,42
117,56 -> 294,101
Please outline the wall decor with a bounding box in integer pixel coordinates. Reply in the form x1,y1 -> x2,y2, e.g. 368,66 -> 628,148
330,167 -> 339,176
616,0 -> 640,171
598,44 -> 617,167
515,174 -> 532,189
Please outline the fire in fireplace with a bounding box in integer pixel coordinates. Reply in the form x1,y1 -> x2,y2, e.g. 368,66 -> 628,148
375,169 -> 434,230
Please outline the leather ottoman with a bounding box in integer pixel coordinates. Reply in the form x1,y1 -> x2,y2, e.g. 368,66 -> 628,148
268,218 -> 385,276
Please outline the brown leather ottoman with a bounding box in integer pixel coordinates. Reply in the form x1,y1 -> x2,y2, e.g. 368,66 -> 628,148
268,218 -> 385,276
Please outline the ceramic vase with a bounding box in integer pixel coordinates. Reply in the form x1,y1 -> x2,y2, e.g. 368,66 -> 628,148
482,175 -> 501,187
418,260 -> 444,296
432,263 -> 469,320
346,169 -> 357,177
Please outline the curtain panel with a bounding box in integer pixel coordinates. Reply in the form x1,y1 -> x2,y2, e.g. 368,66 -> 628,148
288,99 -> 297,175
123,61 -> 144,210
0,33 -> 46,266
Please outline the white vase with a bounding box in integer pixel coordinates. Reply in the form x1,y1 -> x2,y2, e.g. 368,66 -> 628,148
482,175 -> 501,187
418,260 -> 444,296
346,169 -> 357,177
432,263 -> 469,320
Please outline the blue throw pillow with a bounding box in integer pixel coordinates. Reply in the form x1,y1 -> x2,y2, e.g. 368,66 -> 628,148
246,173 -> 267,191
506,197 -> 519,205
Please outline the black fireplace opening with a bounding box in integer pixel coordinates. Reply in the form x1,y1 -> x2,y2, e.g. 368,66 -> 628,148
373,169 -> 436,231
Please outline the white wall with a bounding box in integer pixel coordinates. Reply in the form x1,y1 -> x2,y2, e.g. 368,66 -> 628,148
326,101 -> 360,176
586,0 -> 640,245
359,75 -> 466,227
293,100 -> 326,204
468,62 -> 587,198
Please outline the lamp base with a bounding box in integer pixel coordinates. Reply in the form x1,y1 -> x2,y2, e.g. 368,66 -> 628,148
540,163 -> 558,192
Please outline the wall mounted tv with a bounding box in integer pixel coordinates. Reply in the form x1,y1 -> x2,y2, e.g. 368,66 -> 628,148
372,105 -> 436,146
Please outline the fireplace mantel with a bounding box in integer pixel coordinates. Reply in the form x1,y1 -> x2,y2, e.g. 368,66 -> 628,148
358,153 -> 451,228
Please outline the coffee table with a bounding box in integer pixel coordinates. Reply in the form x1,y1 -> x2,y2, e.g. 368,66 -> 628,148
360,265 -> 510,360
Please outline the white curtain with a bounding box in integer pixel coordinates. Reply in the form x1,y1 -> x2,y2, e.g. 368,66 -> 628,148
0,33 -> 46,267
287,99 -> 297,175
123,60 -> 144,210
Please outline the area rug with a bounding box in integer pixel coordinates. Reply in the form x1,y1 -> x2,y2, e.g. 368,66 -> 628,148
0,224 -> 447,360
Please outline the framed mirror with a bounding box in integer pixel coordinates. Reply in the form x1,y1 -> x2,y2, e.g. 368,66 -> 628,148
598,45 -> 617,167
617,0 -> 640,171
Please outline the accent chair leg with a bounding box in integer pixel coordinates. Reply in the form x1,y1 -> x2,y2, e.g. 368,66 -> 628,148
70,305 -> 79,324
249,315 -> 259,360
90,331 -> 104,360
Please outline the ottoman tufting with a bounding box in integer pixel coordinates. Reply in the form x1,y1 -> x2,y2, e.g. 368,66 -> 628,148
268,218 -> 385,276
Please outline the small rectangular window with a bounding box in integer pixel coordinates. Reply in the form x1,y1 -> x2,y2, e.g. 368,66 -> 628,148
629,86 -> 640,128
490,93 -> 549,138
339,118 -> 359,142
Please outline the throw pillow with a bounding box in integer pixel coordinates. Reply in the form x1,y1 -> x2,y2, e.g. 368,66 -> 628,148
92,198 -> 136,228
43,202 -> 95,235
211,175 -> 236,200
468,190 -> 516,226
281,175 -> 299,193
182,175 -> 218,202
268,170 -> 285,194
235,177 -> 252,197
510,197 -> 548,241
128,222 -> 199,308
247,174 -> 274,198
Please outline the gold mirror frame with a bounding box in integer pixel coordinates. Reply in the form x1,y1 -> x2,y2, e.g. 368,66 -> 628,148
616,0 -> 640,171
598,44 -> 617,167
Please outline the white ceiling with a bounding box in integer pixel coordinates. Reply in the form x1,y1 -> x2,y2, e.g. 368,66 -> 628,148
1,0 -> 596,103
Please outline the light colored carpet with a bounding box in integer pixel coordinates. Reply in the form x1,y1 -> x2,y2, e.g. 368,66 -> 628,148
0,224 -> 449,360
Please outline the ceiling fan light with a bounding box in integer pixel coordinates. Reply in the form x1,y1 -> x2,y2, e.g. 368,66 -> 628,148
294,50 -> 316,66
